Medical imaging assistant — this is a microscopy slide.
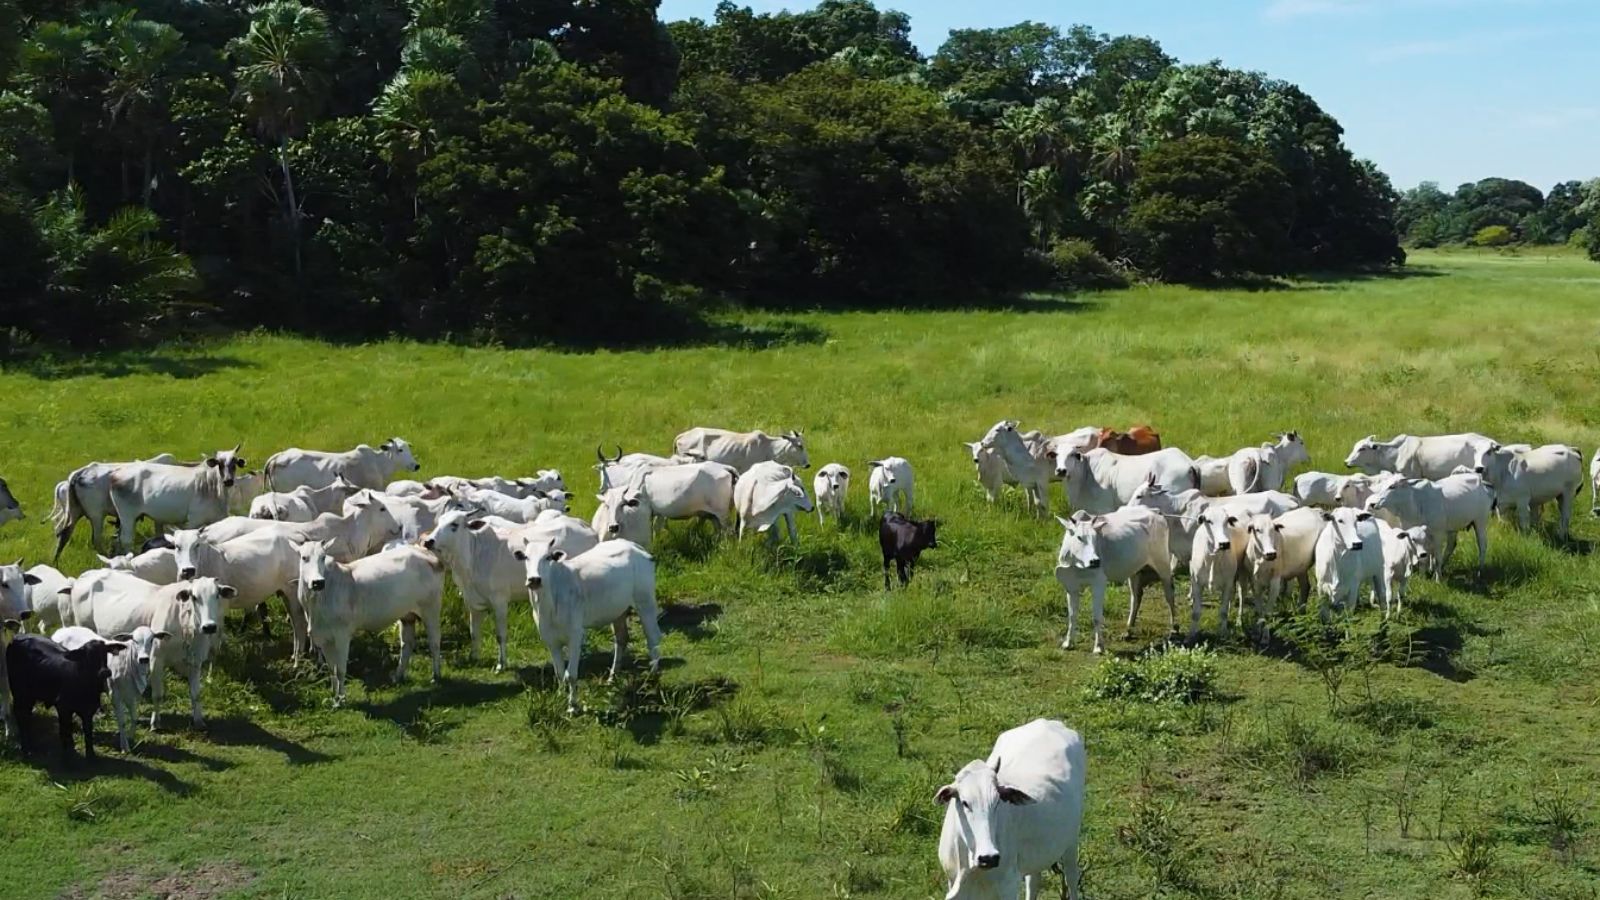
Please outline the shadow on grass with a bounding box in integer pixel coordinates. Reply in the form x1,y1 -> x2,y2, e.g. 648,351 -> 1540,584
1402,598 -> 1496,683
203,715 -> 334,766
352,678 -> 524,739
749,291 -> 1095,315
2,348 -> 256,381
658,602 -> 723,641
132,740 -> 234,773
3,731 -> 200,794
1187,265 -> 1447,294
545,316 -> 830,353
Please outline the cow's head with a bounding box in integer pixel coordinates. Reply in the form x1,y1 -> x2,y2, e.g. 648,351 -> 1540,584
1244,514 -> 1284,562
0,559 -> 39,622
347,494 -> 403,553
1320,507 -> 1372,551
1394,526 -> 1432,575
867,460 -> 895,484
977,421 -> 1020,453
1333,474 -> 1372,509
528,469 -> 566,493
1053,515 -> 1101,569
170,529 -> 206,581
205,444 -> 246,487
543,490 -> 573,513
422,508 -> 488,554
1054,449 -> 1087,480
296,540 -> 333,594
815,464 -> 850,494
111,624 -> 169,672
1273,430 -> 1311,467
595,486 -> 650,544
64,638 -> 126,686
1472,442 -> 1514,483
961,441 -> 985,468
784,479 -> 815,514
381,437 -> 421,472
176,577 -> 229,635
775,431 -> 810,470
1344,434 -> 1404,473
0,476 -> 21,525
513,538 -> 564,591
1196,507 -> 1239,554
935,758 -> 1034,875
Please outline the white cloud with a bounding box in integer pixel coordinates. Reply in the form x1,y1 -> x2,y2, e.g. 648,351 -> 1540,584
1367,26 -> 1559,62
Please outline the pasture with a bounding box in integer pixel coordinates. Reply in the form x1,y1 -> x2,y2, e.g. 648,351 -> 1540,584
3,248 -> 1600,899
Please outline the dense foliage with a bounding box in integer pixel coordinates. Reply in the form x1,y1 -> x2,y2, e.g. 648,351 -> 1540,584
0,0 -> 1412,350
1397,177 -> 1600,249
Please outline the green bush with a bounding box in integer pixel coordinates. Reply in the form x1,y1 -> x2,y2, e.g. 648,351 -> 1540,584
1044,238 -> 1130,290
1085,645 -> 1220,704
1471,225 -> 1515,247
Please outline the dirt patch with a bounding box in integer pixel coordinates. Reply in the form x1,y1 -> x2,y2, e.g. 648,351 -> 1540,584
69,861 -> 255,900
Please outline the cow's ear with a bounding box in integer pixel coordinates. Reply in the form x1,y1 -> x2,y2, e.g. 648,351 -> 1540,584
105,643 -> 127,654
236,458 -> 247,468
154,631 -> 172,640
467,520 -> 488,531
1357,512 -> 1373,521
1321,511 -> 1334,521
219,584 -> 238,599
176,589 -> 193,602
23,573 -> 41,585
112,632 -> 135,641
513,549 -> 527,561
1055,515 -> 1073,530
1227,516 -> 1239,527
1397,532 -> 1411,542
623,498 -> 640,508
998,784 -> 1035,805
206,457 -> 219,468
548,550 -> 566,562
1275,523 -> 1286,532
934,785 -> 958,805
595,494 -> 607,503
2,619 -> 18,631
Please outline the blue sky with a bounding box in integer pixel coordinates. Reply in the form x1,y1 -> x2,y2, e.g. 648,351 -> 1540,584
657,0 -> 1598,192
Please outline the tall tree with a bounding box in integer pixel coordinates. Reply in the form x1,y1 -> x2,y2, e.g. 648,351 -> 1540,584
103,14 -> 185,205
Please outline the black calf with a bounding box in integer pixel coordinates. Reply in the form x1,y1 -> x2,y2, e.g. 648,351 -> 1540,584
6,633 -> 123,761
880,512 -> 939,589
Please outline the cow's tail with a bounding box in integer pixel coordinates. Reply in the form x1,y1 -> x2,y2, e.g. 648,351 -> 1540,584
50,475 -> 77,535
1188,466 -> 1202,491
262,453 -> 281,491
1240,457 -> 1262,493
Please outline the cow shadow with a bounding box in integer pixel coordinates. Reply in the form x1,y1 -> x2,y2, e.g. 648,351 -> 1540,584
594,673 -> 742,746
654,523 -> 727,563
351,677 -> 523,736
130,739 -> 234,773
202,715 -> 334,766
5,738 -> 199,795
658,602 -> 723,641
1400,598 -> 1492,683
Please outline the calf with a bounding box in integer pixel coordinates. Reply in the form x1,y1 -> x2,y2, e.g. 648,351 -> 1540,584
734,462 -> 813,544
423,510 -> 534,671
1365,473 -> 1492,577
0,560 -> 40,626
936,719 -> 1086,900
866,457 -> 915,516
249,476 -> 359,521
6,633 -> 124,760
1053,506 -> 1173,653
516,538 -> 662,713
880,512 -> 939,590
812,464 -> 851,524
296,540 -> 445,707
1474,443 -> 1584,538
1313,508 -> 1385,618
459,487 -> 572,524
1187,507 -> 1245,641
0,475 -> 21,526
264,438 -> 420,491
1376,522 -> 1430,617
1098,425 -> 1161,455
53,625 -> 163,752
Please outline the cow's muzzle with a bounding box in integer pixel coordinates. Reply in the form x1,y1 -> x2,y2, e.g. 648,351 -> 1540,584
1086,559 -> 1101,569
976,854 -> 1000,869
310,579 -> 326,591
201,624 -> 218,635
1474,466 -> 1485,474
179,567 -> 197,579
1217,541 -> 1231,551
1263,551 -> 1278,561
422,539 -> 435,550
527,577 -> 543,590
17,610 -> 31,621
1350,542 -> 1364,551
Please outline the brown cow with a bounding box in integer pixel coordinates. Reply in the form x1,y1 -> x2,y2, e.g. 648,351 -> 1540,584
1098,425 -> 1162,456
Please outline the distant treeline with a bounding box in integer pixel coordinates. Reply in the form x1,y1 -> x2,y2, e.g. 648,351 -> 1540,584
1397,177 -> 1600,250
0,0 -> 1426,350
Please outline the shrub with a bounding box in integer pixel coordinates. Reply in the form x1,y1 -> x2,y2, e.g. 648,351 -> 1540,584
1237,710 -> 1360,784
1084,645 -> 1220,705
1044,238 -> 1130,290
1471,225 -> 1514,247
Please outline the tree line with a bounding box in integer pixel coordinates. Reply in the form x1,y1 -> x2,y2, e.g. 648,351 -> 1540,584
0,0 -> 1440,351
1396,177 -> 1600,252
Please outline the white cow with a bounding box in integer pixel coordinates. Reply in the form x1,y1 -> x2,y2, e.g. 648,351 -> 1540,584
1187,507 -> 1246,641
171,527 -> 309,655
226,472 -> 268,517
249,476 -> 360,521
1054,506 -> 1174,654
1376,521 -> 1431,617
53,625 -> 163,752
1591,449 -> 1600,518
49,453 -> 187,557
594,447 -> 688,492
516,538 -> 662,713
434,471 -> 566,499
0,560 -> 39,626
866,457 -> 915,516
1314,508 -> 1385,618
519,509 -> 601,559
976,422 -> 1052,514
347,490 -> 458,543
734,462 -> 813,543
296,541 -> 445,707
1474,443 -> 1584,538
200,496 -> 402,559
0,475 -> 20,526
385,480 -> 429,497
1056,447 -> 1198,515
423,509 -> 545,671
19,565 -> 73,634
812,464 -> 851,524
1344,433 -> 1495,479
459,487 -> 572,524
1240,508 -> 1325,621
1365,473 -> 1492,577
673,428 -> 809,473
99,548 -> 179,584
592,462 -> 737,549
1294,472 -> 1386,508
1228,431 -> 1311,495
264,438 -> 420,491
107,446 -> 247,551
74,573 -> 229,729
936,719 -> 1086,900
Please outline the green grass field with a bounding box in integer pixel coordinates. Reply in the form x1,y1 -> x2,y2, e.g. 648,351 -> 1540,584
3,248 -> 1600,899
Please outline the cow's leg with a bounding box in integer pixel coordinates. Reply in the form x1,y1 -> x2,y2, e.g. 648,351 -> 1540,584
882,554 -> 892,591
81,710 -> 96,760
287,594 -> 310,660
1473,521 -> 1488,574
492,601 -> 509,674
1061,584 -> 1079,650
1091,579 -> 1107,654
57,705 -> 76,758
1060,845 -> 1080,900
897,559 -> 911,586
1187,575 -> 1204,643
609,615 -> 629,681
331,635 -> 351,707
1124,575 -> 1145,639
1517,500 -> 1531,532
904,486 -> 914,516
1218,570 -> 1236,636
113,699 -> 131,752
466,601 -> 484,661
564,630 -> 583,713
396,617 -> 416,683
148,660 -> 165,731
640,604 -> 663,675
785,512 -> 798,545
188,665 -> 205,727
1559,490 -> 1574,541
425,605 -> 443,683
1024,873 -> 1040,900
255,601 -> 273,640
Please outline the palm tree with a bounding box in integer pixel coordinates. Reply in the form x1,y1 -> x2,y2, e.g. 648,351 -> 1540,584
1090,113 -> 1139,186
227,1 -> 335,275
103,14 -> 185,205
1019,166 -> 1063,248
18,21 -> 98,184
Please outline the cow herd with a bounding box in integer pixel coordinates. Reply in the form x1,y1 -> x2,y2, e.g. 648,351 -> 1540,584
0,420 -> 1594,899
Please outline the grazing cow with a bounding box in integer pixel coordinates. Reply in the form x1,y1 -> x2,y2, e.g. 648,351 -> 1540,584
735,462 -> 813,544
880,512 -> 939,589
977,421 -> 1053,514
107,446 -> 247,551
1187,507 -> 1246,641
673,427 -> 809,473
49,453 -> 187,557
866,457 -> 915,516
1097,425 -> 1161,455
0,475 -> 21,526
6,633 -> 125,760
22,565 -> 72,633
1228,431 -> 1311,495
423,509 -> 542,671
1240,508 -> 1325,621
99,548 -> 179,584
1376,522 -> 1431,617
249,476 -> 359,521
459,487 -> 572,524
295,541 -> 445,707
53,625 -> 162,752
1313,508 -> 1385,618
1474,443 -> 1584,538
1053,506 -> 1174,653
515,538 -> 662,713
0,560 -> 39,626
936,719 -> 1086,900
594,447 -> 686,492
68,573 -> 228,729
813,464 -> 851,524
386,480 -> 428,497
202,495 -> 402,557
264,438 -> 420,492
1344,433 -> 1495,479
1365,473 -> 1492,577
592,462 -> 737,549
1055,447 -> 1198,514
